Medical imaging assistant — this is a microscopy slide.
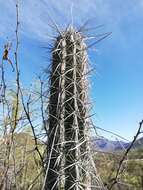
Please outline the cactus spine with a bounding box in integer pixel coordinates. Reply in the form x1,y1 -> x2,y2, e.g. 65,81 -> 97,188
45,27 -> 104,190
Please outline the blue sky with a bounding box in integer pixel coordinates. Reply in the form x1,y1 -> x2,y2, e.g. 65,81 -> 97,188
0,0 -> 143,140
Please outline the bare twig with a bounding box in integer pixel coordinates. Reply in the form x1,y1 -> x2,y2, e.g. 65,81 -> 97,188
108,119 -> 143,189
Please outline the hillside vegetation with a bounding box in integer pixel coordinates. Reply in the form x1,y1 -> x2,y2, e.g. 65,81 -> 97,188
0,132 -> 143,189
0,133 -> 44,190
95,147 -> 143,190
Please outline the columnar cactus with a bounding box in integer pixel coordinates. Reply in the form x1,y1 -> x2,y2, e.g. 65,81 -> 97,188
45,26 -> 104,190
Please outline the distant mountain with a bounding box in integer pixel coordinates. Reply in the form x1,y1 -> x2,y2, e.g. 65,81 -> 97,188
133,137 -> 143,148
92,137 -> 143,152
